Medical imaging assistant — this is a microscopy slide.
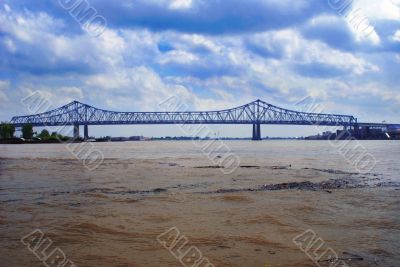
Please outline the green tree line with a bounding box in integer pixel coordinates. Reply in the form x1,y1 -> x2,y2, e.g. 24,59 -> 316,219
1,122 -> 70,141
0,122 -> 15,139
37,129 -> 69,141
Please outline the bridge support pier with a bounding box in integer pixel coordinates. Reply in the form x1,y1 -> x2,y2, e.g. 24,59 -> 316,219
73,124 -> 80,140
252,123 -> 261,141
353,124 -> 360,138
84,125 -> 89,140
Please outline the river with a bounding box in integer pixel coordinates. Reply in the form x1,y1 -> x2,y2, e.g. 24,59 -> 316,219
0,140 -> 399,266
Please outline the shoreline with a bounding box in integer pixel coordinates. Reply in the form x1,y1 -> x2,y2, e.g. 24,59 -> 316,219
0,138 -> 398,145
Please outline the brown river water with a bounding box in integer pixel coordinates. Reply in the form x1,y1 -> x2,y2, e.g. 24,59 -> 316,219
0,140 -> 399,267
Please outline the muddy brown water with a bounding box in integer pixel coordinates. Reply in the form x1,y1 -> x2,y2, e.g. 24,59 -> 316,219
0,141 -> 399,266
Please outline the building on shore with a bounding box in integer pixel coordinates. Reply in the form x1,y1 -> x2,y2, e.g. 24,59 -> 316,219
387,126 -> 400,140
305,126 -> 399,140
110,136 -> 146,142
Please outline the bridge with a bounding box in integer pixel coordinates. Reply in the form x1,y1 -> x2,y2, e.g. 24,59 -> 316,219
9,99 -> 397,140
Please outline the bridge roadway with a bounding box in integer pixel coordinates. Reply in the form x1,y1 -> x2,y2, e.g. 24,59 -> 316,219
9,99 -> 399,140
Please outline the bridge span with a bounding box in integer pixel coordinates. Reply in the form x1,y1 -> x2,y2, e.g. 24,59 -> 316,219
9,99 -> 397,140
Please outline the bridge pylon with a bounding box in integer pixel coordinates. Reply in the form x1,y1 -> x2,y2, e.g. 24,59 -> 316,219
252,123 -> 261,140
84,125 -> 89,140
73,123 -> 80,140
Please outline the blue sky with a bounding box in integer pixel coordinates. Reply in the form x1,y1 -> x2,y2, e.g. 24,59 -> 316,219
0,0 -> 399,137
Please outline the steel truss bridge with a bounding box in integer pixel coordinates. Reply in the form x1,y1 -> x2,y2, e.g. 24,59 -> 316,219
9,99 -> 395,140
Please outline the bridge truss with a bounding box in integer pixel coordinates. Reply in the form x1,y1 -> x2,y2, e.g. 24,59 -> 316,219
10,99 -> 358,140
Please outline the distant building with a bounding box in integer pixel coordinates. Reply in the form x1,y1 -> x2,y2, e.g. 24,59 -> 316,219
352,127 -> 387,140
387,126 -> 400,140
305,131 -> 333,140
110,136 -> 147,142
129,136 -> 145,141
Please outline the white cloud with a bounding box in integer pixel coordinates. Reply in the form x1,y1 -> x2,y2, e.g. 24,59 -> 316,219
3,37 -> 16,53
158,50 -> 199,64
19,85 -> 84,109
1,5 -> 398,130
0,80 -> 10,104
0,9 -> 133,72
86,66 -> 194,110
353,0 -> 400,21
60,87 -> 84,99
180,34 -> 222,53
0,10 -> 64,43
249,29 -> 379,75
169,0 -> 193,10
393,30 -> 400,42
4,4 -> 11,13
0,80 -> 10,91
350,83 -> 400,105
141,0 -> 193,10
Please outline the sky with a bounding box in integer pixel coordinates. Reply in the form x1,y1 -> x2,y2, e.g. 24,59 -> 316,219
0,0 -> 399,138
